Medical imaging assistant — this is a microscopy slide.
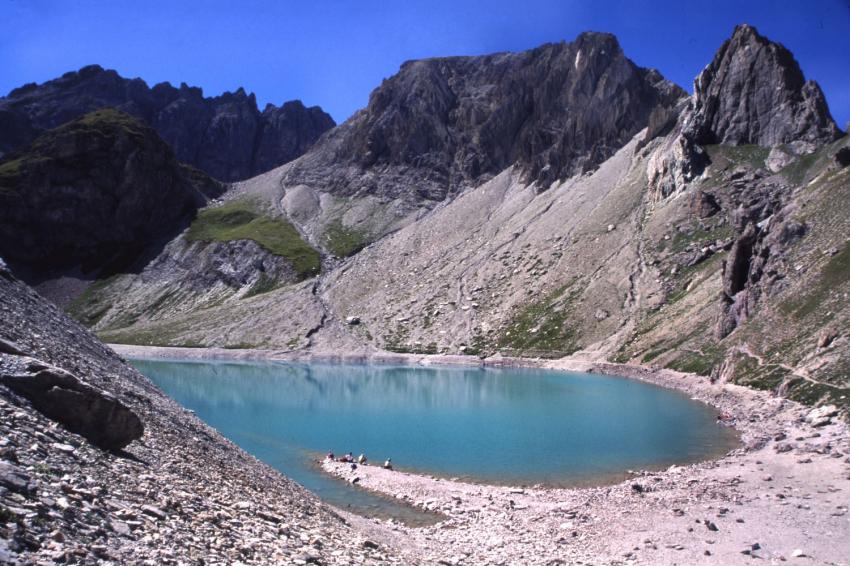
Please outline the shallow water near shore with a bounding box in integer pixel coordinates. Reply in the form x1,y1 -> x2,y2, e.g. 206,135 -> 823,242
130,358 -> 738,522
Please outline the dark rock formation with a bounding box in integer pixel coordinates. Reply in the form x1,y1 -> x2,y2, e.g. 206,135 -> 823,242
834,145 -> 850,168
284,32 -> 686,203
690,190 -> 721,218
0,65 -> 335,181
0,109 -> 222,280
687,24 -> 841,147
0,360 -> 143,450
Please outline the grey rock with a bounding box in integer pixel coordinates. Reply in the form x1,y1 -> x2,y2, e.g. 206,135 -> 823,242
283,32 -> 685,205
0,337 -> 27,356
0,461 -> 35,494
687,24 -> 840,147
140,504 -> 167,520
0,362 -> 143,450
0,65 -> 335,181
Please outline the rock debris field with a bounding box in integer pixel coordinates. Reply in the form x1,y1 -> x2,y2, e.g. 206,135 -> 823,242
2,260 -> 849,564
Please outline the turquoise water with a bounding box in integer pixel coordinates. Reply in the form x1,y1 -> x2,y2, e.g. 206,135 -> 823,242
130,359 -> 737,521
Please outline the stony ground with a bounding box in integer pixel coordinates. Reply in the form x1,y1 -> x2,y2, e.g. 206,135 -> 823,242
110,343 -> 850,565
324,361 -> 850,565
0,268 -> 406,564
3,259 -> 848,564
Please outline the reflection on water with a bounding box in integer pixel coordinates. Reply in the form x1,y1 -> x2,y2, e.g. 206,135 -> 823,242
131,359 -> 738,521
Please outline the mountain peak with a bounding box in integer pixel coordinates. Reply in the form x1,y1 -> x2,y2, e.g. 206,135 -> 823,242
284,31 -> 685,203
688,24 -> 840,146
0,67 -> 335,180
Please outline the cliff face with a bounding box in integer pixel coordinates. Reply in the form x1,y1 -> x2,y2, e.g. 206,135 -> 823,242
687,24 -> 841,146
0,109 -> 222,280
0,65 -> 335,181
282,32 -> 686,203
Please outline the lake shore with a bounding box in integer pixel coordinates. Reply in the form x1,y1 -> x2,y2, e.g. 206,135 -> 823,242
110,344 -> 850,564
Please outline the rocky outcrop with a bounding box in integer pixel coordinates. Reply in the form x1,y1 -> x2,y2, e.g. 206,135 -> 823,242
647,25 -> 842,199
0,359 -> 143,450
0,65 -> 335,181
686,24 -> 841,146
282,32 -> 685,204
0,109 -> 221,280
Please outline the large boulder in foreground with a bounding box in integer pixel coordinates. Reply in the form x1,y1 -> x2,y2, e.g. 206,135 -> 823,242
0,359 -> 143,450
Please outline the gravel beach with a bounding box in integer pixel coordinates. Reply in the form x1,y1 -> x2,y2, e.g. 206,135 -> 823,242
111,344 -> 850,565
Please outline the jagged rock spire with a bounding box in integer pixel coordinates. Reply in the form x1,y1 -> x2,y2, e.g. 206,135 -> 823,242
687,24 -> 840,146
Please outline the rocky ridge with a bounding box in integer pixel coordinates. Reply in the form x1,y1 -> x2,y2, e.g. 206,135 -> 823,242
0,65 -> 336,181
281,32 -> 684,208
72,25 -> 850,414
686,24 -> 841,147
0,109 -> 223,286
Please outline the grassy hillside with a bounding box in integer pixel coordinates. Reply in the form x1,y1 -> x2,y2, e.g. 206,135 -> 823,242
186,200 -> 320,278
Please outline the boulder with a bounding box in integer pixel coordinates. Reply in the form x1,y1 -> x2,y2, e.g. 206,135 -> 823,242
0,361 -> 143,450
766,146 -> 794,172
0,337 -> 27,356
834,146 -> 850,168
689,190 -> 721,218
805,405 -> 838,427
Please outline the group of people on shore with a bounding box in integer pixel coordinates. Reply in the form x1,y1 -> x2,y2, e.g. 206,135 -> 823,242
326,451 -> 392,470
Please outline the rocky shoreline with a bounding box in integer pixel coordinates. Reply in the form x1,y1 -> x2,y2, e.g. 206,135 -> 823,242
0,271 -> 408,565
111,343 -> 850,565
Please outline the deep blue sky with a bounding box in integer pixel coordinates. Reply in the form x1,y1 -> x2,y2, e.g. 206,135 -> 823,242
1,0 -> 848,127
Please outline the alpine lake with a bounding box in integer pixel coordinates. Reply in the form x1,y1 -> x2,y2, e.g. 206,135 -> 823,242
130,359 -> 738,525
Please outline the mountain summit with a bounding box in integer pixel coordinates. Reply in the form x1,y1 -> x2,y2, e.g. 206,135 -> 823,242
687,24 -> 840,146
283,32 -> 685,203
0,65 -> 335,181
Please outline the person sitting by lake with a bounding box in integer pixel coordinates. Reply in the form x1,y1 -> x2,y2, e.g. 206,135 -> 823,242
326,451 -> 334,460
716,412 -> 733,424
383,458 -> 393,470
341,452 -> 354,463
357,453 -> 367,465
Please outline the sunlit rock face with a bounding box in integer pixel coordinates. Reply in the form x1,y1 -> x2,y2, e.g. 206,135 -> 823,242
686,24 -> 840,147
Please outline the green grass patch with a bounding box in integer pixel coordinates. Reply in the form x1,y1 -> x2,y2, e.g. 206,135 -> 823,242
668,350 -> 721,376
66,275 -> 122,327
704,144 -> 770,170
324,221 -> 367,258
186,200 -> 320,278
71,109 -> 148,140
496,283 -> 580,355
780,242 -> 850,318
784,378 -> 850,410
727,353 -> 791,391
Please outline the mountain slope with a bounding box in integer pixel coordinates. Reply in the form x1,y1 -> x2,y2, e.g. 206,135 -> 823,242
26,26 -> 850,412
0,65 -> 336,181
